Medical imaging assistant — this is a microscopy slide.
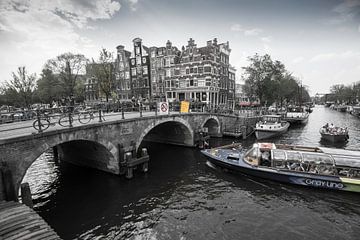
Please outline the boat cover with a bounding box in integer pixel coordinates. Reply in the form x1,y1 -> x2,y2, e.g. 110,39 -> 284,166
319,147 -> 360,168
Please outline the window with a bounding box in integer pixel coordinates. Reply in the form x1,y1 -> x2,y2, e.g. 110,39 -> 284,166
204,66 -> 211,72
143,66 -> 148,75
190,79 -> 194,86
193,67 -> 198,73
131,68 -> 136,76
136,56 -> 141,65
135,47 -> 140,54
166,69 -> 171,77
190,68 -> 193,74
174,69 -> 180,75
198,67 -> 203,74
198,80 -> 205,87
167,92 -> 172,98
186,68 -> 190,74
125,72 -> 130,79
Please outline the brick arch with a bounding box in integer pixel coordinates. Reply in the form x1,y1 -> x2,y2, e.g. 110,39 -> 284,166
136,117 -> 194,150
16,137 -> 118,196
201,116 -> 221,136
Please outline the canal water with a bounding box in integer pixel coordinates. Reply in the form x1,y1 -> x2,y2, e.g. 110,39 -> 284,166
23,106 -> 360,240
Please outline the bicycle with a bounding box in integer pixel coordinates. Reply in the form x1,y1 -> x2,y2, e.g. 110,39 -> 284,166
58,112 -> 74,127
78,110 -> 105,124
33,112 -> 54,132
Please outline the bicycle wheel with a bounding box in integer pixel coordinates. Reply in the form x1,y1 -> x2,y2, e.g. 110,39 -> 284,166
78,112 -> 92,124
58,115 -> 74,127
33,118 -> 50,131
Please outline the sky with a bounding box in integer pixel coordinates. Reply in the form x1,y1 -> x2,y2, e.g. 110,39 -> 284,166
0,0 -> 360,95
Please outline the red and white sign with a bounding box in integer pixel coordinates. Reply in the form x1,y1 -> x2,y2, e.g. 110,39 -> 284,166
157,102 -> 169,115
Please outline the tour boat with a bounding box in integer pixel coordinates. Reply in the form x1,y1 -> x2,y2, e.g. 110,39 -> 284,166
202,142 -> 360,192
254,115 -> 290,140
320,125 -> 349,143
283,106 -> 309,124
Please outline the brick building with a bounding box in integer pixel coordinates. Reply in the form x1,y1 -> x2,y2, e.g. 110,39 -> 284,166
85,37 -> 236,109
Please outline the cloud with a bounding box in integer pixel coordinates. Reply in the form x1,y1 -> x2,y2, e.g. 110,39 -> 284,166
126,0 -> 139,12
324,0 -> 360,25
0,0 -> 121,82
309,51 -> 360,62
230,23 -> 243,32
261,36 -> 272,43
230,23 -> 264,37
292,57 -> 305,64
244,28 -> 263,36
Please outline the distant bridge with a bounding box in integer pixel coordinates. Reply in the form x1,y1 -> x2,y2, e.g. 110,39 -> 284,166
0,111 -> 260,201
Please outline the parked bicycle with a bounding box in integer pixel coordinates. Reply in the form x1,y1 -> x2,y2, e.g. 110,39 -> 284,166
78,110 -> 105,124
33,111 -> 54,132
58,112 -> 74,127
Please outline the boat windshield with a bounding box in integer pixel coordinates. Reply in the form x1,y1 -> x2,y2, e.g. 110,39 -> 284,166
262,115 -> 281,123
244,145 -> 260,166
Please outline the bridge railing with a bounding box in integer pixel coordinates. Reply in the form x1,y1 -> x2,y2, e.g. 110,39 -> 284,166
0,104 -> 265,136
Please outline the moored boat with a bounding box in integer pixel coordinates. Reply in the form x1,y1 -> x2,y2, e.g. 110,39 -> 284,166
283,106 -> 309,124
254,115 -> 290,140
201,142 -> 360,192
320,124 -> 349,143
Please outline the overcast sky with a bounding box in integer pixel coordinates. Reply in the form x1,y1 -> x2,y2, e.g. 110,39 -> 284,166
1,0 -> 359,95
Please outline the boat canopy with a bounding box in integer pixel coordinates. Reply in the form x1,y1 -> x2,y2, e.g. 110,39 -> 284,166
272,149 -> 335,166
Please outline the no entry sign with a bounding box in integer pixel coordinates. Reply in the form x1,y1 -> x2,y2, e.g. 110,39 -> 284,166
158,102 -> 169,115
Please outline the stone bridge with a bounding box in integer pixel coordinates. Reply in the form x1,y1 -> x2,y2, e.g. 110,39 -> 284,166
0,112 -> 259,201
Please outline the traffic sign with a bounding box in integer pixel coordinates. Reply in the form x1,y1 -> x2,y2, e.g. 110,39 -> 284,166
158,102 -> 169,115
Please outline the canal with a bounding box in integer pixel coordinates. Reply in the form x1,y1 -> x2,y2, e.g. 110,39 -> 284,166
23,106 -> 360,240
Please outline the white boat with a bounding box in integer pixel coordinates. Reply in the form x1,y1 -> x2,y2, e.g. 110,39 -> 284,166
283,106 -> 309,124
255,115 -> 290,140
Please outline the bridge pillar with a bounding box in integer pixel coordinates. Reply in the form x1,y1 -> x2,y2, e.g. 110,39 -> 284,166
0,166 -> 18,202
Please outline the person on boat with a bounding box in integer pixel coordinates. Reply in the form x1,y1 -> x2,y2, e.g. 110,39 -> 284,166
261,151 -> 271,166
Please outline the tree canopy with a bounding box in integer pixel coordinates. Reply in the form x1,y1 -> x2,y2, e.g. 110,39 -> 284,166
242,53 -> 310,106
3,67 -> 37,107
46,52 -> 88,98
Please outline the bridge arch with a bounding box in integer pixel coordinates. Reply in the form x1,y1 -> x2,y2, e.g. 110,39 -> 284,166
136,117 -> 194,151
17,137 -> 118,194
202,116 -> 221,136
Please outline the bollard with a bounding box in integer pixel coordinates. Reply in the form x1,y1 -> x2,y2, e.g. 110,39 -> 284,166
139,104 -> 143,117
20,183 -> 33,208
121,106 -> 125,119
141,148 -> 149,173
125,152 -> 133,179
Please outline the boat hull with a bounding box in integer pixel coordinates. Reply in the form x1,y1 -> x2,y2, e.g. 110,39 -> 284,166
202,150 -> 360,193
320,133 -> 349,142
255,123 -> 290,140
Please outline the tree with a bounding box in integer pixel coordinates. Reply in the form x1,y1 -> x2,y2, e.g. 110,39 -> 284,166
36,68 -> 64,103
242,54 -> 286,105
5,66 -> 37,107
46,52 -> 88,98
90,48 -> 115,102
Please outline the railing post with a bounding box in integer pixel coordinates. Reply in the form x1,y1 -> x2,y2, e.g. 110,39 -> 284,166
139,103 -> 143,117
98,109 -> 103,122
68,111 -> 73,127
36,109 -> 42,133
121,104 -> 125,119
